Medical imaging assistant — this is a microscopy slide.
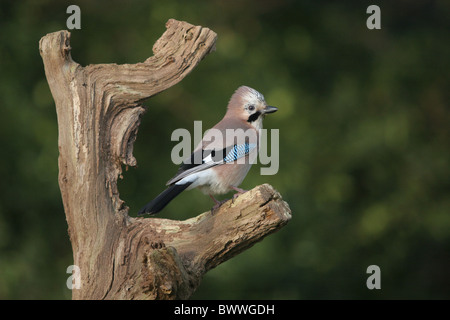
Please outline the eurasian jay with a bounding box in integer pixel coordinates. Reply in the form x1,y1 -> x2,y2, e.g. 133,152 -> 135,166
138,86 -> 277,215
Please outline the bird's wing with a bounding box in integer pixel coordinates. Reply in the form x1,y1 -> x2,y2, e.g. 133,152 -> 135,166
166,143 -> 257,185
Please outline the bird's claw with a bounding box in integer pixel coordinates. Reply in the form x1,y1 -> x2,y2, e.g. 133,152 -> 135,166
211,199 -> 229,214
231,187 -> 247,203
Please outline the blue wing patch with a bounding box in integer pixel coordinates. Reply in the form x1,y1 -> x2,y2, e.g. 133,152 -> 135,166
168,143 -> 258,185
223,143 -> 257,163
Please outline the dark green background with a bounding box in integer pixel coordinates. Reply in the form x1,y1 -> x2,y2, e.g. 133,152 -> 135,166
0,0 -> 449,299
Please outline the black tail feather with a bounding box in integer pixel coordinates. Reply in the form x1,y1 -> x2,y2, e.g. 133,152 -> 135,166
138,183 -> 192,216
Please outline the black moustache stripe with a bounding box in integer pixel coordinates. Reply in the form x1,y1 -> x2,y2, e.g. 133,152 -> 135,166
247,111 -> 261,123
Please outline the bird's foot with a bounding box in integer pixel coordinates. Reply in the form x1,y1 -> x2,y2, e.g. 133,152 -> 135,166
210,194 -> 229,214
232,193 -> 240,201
230,186 -> 247,194
212,199 -> 228,211
230,186 -> 248,202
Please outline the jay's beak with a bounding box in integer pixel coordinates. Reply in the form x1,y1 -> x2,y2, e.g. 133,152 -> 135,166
263,105 -> 278,114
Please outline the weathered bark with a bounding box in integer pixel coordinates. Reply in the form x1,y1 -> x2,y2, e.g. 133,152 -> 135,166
39,19 -> 291,300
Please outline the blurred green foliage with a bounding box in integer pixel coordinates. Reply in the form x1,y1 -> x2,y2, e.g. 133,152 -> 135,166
0,0 -> 449,299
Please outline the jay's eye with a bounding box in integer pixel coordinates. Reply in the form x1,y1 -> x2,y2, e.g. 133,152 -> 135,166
248,105 -> 255,111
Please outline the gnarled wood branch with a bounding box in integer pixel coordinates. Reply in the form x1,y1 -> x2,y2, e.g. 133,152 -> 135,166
39,19 -> 291,300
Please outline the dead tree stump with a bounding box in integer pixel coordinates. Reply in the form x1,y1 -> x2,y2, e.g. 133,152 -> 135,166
39,19 -> 291,300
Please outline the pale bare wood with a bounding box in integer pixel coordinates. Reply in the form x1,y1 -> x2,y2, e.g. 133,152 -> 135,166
39,19 -> 291,300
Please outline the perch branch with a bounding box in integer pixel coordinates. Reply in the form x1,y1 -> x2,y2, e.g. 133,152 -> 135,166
39,19 -> 291,300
